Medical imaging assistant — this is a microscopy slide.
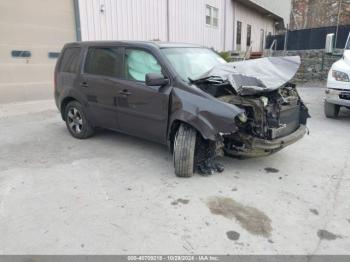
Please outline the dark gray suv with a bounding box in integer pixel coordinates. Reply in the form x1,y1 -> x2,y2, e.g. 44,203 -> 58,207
55,41 -> 309,177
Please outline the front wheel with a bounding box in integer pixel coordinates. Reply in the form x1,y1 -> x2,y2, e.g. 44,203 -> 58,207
173,124 -> 197,177
65,101 -> 95,139
324,101 -> 340,118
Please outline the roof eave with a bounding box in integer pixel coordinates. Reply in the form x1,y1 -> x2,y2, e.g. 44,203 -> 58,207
235,0 -> 285,28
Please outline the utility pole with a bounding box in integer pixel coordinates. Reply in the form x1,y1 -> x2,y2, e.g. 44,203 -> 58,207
166,0 -> 170,42
335,0 -> 343,49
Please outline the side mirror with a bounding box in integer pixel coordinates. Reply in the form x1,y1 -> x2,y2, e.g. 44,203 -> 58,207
145,73 -> 169,87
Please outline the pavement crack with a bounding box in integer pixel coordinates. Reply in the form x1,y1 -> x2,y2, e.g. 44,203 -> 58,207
310,154 -> 349,255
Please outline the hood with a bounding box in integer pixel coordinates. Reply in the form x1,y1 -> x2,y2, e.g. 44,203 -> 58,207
332,50 -> 350,73
195,56 -> 301,96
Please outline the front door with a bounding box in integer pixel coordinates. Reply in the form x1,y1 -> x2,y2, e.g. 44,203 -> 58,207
116,48 -> 171,143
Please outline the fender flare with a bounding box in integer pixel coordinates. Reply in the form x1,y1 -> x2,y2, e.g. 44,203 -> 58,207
168,110 -> 225,142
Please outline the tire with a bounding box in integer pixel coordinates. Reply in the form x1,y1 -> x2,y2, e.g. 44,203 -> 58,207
173,124 -> 197,177
324,101 -> 340,118
64,101 -> 95,139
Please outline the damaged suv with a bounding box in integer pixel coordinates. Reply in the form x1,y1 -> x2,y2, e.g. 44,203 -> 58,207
55,41 -> 309,177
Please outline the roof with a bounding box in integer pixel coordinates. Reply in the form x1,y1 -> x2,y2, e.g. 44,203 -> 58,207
236,0 -> 291,28
65,41 -> 202,49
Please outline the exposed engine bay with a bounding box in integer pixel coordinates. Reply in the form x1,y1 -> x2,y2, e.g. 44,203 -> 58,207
191,56 -> 310,174
197,80 -> 309,157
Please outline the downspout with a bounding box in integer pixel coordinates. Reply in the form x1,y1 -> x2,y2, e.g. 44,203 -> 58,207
334,0 -> 342,49
73,0 -> 82,41
166,0 -> 170,42
232,0 -> 236,51
284,23 -> 288,54
223,0 -> 227,51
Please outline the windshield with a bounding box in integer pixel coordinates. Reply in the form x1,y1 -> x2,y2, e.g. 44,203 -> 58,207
161,47 -> 226,81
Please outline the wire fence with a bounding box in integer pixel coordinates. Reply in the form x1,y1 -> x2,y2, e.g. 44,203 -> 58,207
265,24 -> 350,50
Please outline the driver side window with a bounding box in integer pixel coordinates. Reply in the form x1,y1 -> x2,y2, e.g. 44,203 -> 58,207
125,49 -> 162,82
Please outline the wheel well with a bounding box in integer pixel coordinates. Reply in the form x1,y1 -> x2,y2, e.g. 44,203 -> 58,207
60,97 -> 76,120
169,120 -> 203,153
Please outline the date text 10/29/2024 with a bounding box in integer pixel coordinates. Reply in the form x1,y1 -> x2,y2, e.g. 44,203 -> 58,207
127,255 -> 220,261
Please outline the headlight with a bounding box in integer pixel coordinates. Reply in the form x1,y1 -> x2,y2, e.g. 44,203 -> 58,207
260,96 -> 268,107
332,70 -> 350,82
236,112 -> 248,123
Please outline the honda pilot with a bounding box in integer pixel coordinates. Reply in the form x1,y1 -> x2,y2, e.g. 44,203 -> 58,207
54,41 -> 309,177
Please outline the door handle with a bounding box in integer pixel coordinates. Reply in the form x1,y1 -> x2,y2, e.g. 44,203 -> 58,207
80,82 -> 88,88
119,89 -> 132,96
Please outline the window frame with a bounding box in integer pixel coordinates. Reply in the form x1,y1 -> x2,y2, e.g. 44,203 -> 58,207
212,7 -> 219,27
59,47 -> 82,74
205,5 -> 212,26
236,21 -> 242,45
83,46 -> 124,78
247,24 -> 252,47
123,47 -> 165,83
205,5 -> 219,28
11,50 -> 31,58
48,52 -> 60,59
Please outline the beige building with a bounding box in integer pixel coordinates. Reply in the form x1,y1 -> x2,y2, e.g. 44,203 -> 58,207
0,0 -> 77,102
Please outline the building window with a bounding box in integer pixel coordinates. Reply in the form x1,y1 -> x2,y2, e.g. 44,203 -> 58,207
247,24 -> 252,46
206,5 -> 211,25
212,8 -> 218,27
11,50 -> 31,58
260,29 -> 265,51
48,52 -> 60,59
236,21 -> 242,45
206,5 -> 219,27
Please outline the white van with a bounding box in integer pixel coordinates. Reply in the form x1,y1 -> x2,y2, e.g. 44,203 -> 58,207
325,34 -> 350,118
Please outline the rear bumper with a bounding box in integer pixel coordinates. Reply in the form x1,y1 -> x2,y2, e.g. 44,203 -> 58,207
325,88 -> 350,107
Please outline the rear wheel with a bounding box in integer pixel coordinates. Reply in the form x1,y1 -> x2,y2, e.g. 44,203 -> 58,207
65,101 -> 95,139
173,124 -> 197,177
324,101 -> 340,118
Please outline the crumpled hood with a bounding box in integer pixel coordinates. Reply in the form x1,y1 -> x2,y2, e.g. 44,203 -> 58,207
196,56 -> 301,95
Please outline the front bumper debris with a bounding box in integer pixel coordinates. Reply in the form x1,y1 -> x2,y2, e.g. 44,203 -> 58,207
249,125 -> 307,150
225,125 -> 307,157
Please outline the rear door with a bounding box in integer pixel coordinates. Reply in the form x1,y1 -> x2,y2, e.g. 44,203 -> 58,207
116,48 -> 172,143
79,46 -> 124,129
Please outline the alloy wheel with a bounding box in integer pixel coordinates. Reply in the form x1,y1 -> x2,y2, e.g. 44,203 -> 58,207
67,107 -> 83,134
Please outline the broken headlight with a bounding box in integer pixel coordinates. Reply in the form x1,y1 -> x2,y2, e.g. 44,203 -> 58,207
332,70 -> 350,82
260,96 -> 269,107
236,112 -> 248,123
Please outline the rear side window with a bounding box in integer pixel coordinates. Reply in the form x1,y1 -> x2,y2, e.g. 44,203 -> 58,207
60,47 -> 81,73
84,47 -> 122,77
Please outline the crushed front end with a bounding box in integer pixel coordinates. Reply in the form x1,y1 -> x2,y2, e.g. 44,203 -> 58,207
218,84 -> 309,157
193,56 -> 310,158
